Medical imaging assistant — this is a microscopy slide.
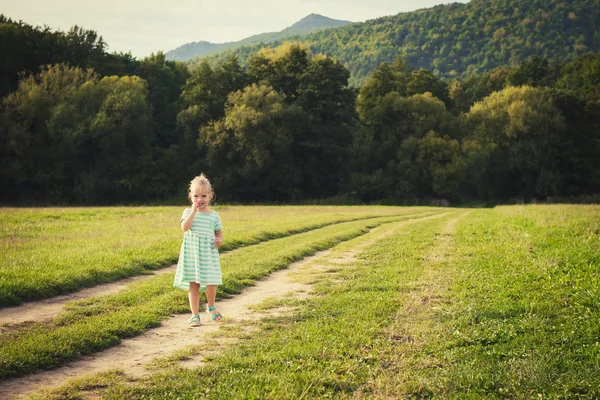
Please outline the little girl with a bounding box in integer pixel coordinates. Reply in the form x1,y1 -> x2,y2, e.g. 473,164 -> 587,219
174,174 -> 224,327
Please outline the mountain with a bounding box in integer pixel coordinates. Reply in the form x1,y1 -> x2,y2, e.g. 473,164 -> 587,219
191,0 -> 600,86
165,13 -> 351,62
164,41 -> 228,62
281,13 -> 351,34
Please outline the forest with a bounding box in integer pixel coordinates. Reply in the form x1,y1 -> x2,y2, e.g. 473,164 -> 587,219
196,0 -> 600,86
0,10 -> 599,205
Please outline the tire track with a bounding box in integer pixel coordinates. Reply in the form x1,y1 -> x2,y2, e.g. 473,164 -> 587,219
0,212 -> 437,327
367,210 -> 471,397
0,212 -> 452,399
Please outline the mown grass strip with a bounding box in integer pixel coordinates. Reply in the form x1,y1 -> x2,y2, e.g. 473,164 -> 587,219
381,204 -> 600,398
83,212 -> 459,399
25,205 -> 600,399
0,211 -> 445,379
0,206 -> 434,307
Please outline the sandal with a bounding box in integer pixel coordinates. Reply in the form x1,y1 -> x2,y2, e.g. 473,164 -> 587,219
189,314 -> 201,327
207,305 -> 222,321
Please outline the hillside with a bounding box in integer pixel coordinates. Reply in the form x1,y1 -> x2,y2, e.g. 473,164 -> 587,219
165,13 -> 351,62
190,0 -> 600,85
164,41 -> 227,62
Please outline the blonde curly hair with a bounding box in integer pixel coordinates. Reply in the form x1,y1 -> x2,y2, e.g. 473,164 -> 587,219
188,174 -> 214,203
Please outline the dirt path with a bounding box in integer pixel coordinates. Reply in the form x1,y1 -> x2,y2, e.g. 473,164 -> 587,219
0,267 -> 177,326
0,214 -> 433,327
1,212 -> 454,399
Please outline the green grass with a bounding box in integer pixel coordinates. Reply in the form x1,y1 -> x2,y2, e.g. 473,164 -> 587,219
0,211 -> 443,379
404,205 -> 600,398
4,205 -> 598,399
36,205 -> 599,400
0,205 -> 434,307
92,211 -> 459,399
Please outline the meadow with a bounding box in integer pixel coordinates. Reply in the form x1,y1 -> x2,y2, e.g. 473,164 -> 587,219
0,205 -> 599,399
0,205 -> 429,307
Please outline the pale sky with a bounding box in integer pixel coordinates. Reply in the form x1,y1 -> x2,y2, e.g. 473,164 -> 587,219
1,0 -> 470,59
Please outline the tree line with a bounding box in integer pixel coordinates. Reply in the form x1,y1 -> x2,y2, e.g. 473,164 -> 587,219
1,16 -> 599,204
195,0 -> 600,86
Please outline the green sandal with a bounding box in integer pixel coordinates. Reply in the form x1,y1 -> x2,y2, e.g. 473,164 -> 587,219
189,314 -> 201,327
207,306 -> 222,321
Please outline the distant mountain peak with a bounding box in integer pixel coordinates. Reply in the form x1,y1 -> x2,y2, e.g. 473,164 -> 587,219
299,13 -> 332,21
166,13 -> 352,62
286,13 -> 352,30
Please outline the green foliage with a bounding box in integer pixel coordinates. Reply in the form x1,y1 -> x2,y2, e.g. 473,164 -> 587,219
0,64 -> 154,203
350,52 -> 600,203
251,45 -> 357,198
175,56 -> 250,178
0,15 -> 136,98
465,85 -> 600,200
1,12 -> 600,205
352,60 -> 462,201
134,52 -> 189,149
166,14 -> 351,62
397,131 -> 467,199
184,45 -> 357,201
466,86 -> 565,200
193,0 -> 600,86
557,52 -> 600,103
506,55 -> 560,88
200,84 -> 302,200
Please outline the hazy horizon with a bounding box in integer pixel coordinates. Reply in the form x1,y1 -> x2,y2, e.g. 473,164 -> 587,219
1,0 -> 470,59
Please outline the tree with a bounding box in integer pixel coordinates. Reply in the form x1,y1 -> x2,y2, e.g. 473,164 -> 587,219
406,68 -> 451,108
466,85 -> 566,200
247,44 -> 357,197
199,84 -> 303,201
356,58 -> 410,121
557,52 -> 600,103
248,42 -> 310,100
0,64 -> 155,203
294,54 -> 357,196
0,16 -> 136,99
506,55 -> 558,88
135,52 -> 189,148
448,79 -> 471,113
176,56 -> 249,177
0,64 -> 98,201
396,131 -> 466,200
350,92 -> 460,201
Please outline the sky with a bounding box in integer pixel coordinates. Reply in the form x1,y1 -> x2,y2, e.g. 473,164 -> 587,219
1,0 -> 470,59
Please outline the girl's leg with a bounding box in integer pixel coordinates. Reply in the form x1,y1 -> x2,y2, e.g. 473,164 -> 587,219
189,282 -> 200,315
204,285 -> 222,320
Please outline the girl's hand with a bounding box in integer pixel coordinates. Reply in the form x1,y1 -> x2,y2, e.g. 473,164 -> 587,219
214,237 -> 223,248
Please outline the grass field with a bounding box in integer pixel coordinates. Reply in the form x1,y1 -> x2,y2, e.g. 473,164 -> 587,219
0,205 -> 432,307
0,206 -> 440,378
1,205 -> 599,399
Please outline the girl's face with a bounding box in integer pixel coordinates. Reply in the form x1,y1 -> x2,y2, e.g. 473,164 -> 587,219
191,185 -> 212,212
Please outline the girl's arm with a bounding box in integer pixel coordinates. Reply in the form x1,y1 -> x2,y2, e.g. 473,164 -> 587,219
181,206 -> 197,232
214,229 -> 224,248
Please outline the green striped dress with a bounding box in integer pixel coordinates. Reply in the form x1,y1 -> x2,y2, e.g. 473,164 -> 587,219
174,208 -> 223,291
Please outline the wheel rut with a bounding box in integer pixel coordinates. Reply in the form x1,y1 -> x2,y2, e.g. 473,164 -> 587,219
0,212 -> 452,399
